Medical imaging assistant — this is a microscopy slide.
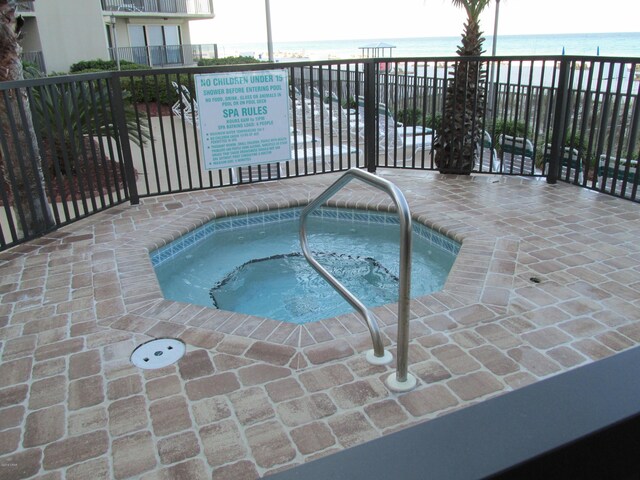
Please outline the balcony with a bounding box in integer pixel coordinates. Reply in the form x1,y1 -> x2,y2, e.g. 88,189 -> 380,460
109,43 -> 217,67
101,0 -> 213,16
16,0 -> 35,14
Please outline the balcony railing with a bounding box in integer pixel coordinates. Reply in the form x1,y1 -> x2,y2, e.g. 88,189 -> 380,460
16,1 -> 35,12
101,0 -> 212,15
109,43 -> 217,67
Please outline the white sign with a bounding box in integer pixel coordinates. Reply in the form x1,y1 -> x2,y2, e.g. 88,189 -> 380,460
195,70 -> 291,170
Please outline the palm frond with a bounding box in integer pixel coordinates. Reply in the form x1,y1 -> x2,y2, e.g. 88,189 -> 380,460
451,0 -> 492,21
24,66 -> 150,147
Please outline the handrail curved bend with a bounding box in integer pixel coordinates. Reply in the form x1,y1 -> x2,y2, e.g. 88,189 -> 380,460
299,168 -> 417,391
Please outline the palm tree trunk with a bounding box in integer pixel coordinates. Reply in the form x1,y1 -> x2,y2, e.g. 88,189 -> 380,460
0,0 -> 54,238
434,2 -> 488,174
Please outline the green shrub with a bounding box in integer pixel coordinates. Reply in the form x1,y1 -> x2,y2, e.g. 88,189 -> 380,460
197,56 -> 261,67
119,73 -> 194,106
542,130 -> 591,156
69,62 -> 192,107
532,130 -> 598,169
46,71 -> 72,77
21,60 -> 41,72
393,109 -> 443,129
395,108 -> 423,126
563,131 -> 589,153
424,113 -> 442,130
64,68 -> 112,75
70,59 -> 114,72
120,63 -> 149,72
342,96 -> 358,110
565,131 -> 600,169
69,59 -> 147,73
492,119 -> 530,139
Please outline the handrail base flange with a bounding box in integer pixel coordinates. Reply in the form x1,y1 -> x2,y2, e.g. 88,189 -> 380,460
386,372 -> 417,392
366,349 -> 393,366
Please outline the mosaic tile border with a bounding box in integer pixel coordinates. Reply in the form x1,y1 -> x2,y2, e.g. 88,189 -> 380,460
149,207 -> 461,267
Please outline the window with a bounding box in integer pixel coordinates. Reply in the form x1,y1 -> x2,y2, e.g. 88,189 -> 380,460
128,24 -> 183,66
106,24 -> 113,50
162,25 -> 182,65
129,25 -> 149,65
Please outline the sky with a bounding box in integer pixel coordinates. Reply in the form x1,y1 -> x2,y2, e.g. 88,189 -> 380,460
190,0 -> 640,45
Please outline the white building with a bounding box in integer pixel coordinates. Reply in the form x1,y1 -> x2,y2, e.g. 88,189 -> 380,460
18,0 -> 215,73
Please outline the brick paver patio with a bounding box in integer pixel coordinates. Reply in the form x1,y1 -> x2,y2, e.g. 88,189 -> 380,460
1,169 -> 639,479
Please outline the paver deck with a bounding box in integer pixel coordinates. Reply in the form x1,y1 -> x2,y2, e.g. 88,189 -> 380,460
1,169 -> 639,479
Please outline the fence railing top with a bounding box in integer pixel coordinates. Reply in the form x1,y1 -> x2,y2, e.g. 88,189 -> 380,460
3,54 -> 639,89
0,71 -> 113,91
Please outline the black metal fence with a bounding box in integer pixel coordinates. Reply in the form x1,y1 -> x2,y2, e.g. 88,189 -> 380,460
0,72 -> 135,249
0,56 -> 639,251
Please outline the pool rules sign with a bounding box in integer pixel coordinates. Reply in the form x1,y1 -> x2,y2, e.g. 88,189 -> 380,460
195,70 -> 291,170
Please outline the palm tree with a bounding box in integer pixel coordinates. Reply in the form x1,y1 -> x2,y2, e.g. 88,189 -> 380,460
0,0 -> 54,237
434,0 -> 492,174
24,65 -> 151,152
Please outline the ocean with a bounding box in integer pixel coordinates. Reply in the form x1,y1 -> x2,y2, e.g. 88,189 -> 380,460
219,32 -> 640,61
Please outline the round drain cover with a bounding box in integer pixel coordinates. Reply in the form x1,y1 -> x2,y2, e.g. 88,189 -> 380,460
130,338 -> 186,369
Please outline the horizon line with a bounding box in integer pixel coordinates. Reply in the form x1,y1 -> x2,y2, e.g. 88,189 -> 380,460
219,31 -> 639,46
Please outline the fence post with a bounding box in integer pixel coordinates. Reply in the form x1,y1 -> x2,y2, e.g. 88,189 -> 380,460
109,73 -> 140,205
364,62 -> 377,173
548,58 -> 571,184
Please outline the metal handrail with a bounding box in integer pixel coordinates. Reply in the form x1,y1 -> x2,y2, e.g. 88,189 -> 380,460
299,168 -> 417,391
